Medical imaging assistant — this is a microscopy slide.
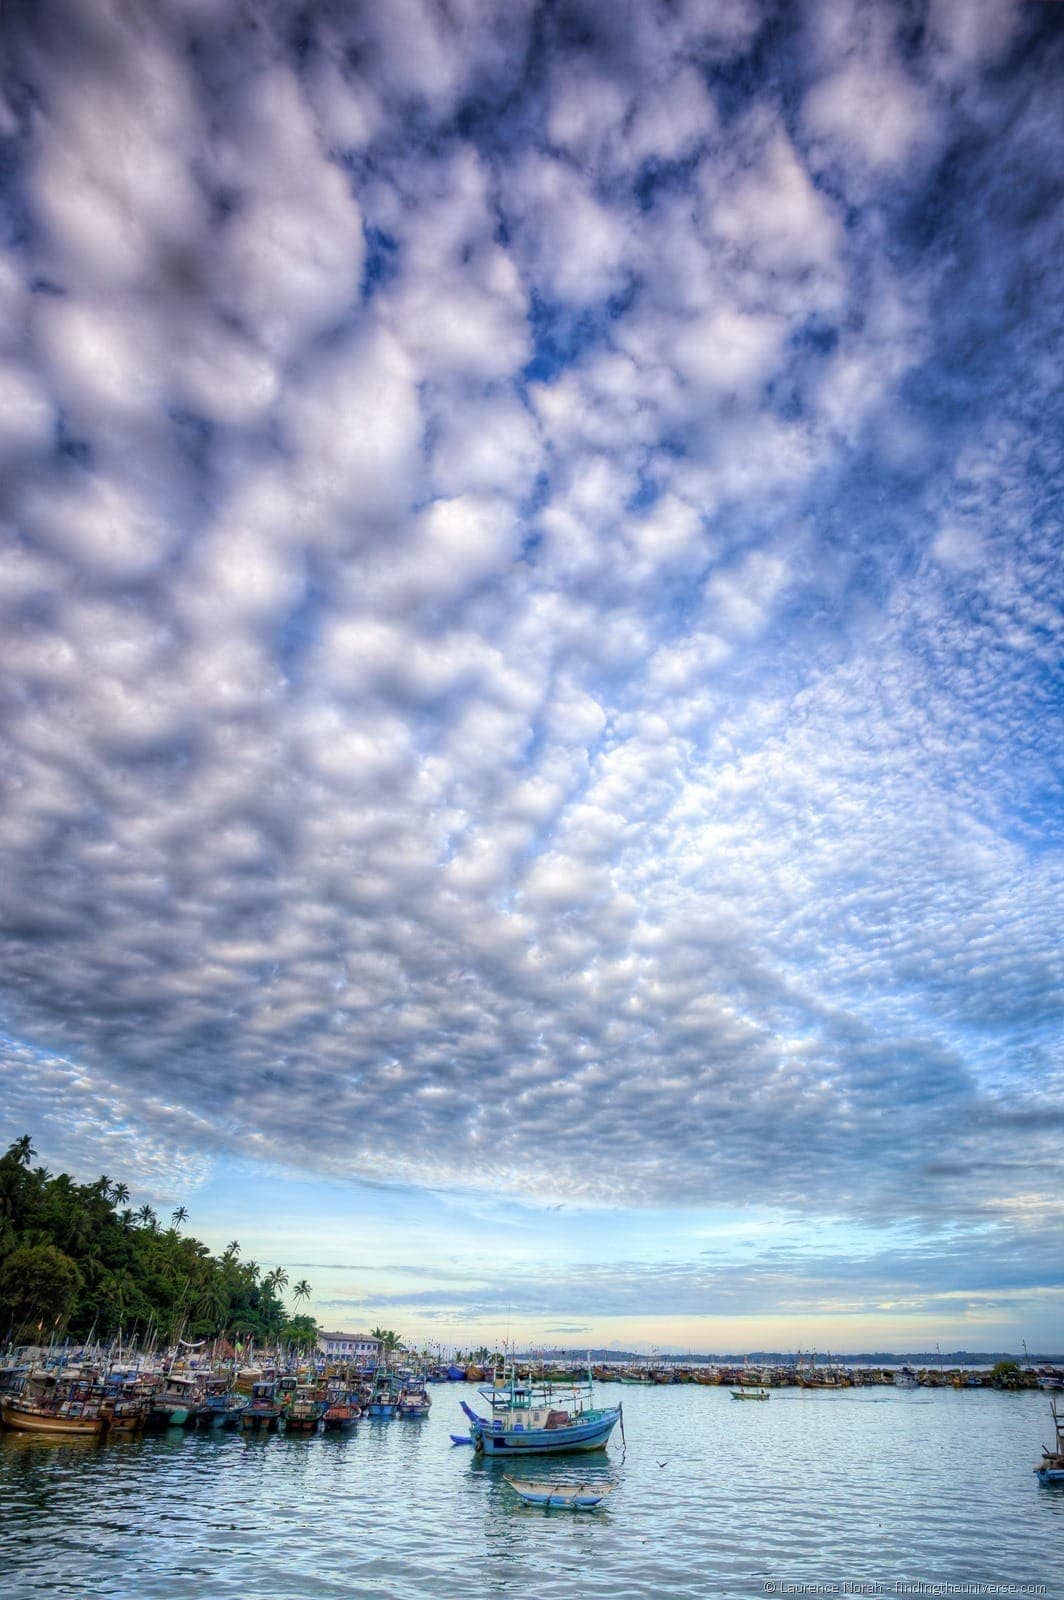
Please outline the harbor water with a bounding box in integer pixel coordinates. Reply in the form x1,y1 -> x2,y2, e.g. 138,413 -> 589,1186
0,1383 -> 1059,1599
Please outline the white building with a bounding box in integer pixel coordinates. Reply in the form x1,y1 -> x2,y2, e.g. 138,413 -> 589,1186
316,1330 -> 382,1365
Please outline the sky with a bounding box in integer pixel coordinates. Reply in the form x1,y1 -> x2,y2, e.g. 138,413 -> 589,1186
0,0 -> 1061,1355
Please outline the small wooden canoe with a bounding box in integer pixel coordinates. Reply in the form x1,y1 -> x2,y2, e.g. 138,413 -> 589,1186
504,1475 -> 616,1509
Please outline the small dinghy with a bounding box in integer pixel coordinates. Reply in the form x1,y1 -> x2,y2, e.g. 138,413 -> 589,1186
504,1475 -> 616,1509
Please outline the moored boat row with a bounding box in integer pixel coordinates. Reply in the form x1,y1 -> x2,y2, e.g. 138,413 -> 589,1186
0,1359 -> 432,1438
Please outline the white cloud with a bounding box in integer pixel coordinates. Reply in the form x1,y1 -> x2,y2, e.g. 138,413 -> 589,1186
0,0 -> 1058,1276
506,154 -> 634,306
804,57 -> 935,176
212,67 -> 366,358
0,361 -> 54,457
19,471 -> 177,579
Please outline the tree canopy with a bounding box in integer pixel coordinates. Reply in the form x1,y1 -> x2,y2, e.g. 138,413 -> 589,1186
0,1135 -> 318,1349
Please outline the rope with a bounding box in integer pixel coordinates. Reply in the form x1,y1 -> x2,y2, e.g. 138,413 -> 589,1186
619,1400 -> 627,1463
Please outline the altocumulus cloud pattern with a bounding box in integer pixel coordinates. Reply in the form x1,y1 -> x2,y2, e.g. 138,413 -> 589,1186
0,0 -> 1060,1280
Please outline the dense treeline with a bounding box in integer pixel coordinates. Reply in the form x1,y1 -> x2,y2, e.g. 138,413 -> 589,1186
0,1136 -> 318,1348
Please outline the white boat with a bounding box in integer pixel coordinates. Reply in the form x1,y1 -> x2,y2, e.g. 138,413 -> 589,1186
504,1475 -> 616,1508
730,1387 -> 770,1400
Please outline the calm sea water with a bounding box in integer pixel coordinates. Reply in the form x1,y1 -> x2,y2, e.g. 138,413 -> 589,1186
0,1383 -> 1059,1599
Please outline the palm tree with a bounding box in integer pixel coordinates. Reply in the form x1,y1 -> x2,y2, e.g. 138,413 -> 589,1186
266,1266 -> 289,1293
371,1327 -> 406,1356
171,1206 -> 189,1230
223,1240 -> 240,1260
110,1182 -> 130,1205
293,1279 -> 311,1308
7,1135 -> 35,1168
136,1204 -> 158,1230
196,1276 -> 230,1331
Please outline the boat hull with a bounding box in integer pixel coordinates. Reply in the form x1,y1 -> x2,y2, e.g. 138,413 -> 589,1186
323,1412 -> 359,1431
151,1404 -> 193,1427
240,1409 -> 282,1431
467,1407 -> 620,1456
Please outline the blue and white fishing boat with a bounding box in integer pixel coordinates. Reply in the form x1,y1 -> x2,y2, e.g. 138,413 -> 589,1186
198,1378 -> 247,1427
368,1369 -> 402,1418
150,1373 -> 204,1427
460,1365 -> 621,1457
397,1371 -> 432,1418
1035,1400 -> 1064,1485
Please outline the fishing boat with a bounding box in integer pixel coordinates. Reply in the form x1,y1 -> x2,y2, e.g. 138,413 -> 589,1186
1035,1400 -> 1064,1485
150,1373 -> 204,1427
398,1376 -> 432,1418
730,1387 -> 770,1400
99,1372 -> 154,1432
0,1371 -> 112,1436
368,1370 -> 402,1418
322,1383 -> 361,1431
240,1379 -> 285,1431
893,1366 -> 920,1389
198,1378 -> 247,1427
283,1383 -> 327,1433
504,1475 -> 616,1509
460,1364 -> 622,1456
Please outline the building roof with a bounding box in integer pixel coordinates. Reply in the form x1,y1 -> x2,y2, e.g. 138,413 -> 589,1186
317,1331 -> 382,1342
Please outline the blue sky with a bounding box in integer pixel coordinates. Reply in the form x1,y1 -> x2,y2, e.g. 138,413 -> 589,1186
0,0 -> 1061,1353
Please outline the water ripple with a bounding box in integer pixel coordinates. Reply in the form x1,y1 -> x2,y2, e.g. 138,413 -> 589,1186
0,1386 -> 1059,1598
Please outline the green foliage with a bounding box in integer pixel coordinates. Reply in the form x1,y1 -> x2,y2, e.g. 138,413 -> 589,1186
281,1314 -> 320,1350
371,1326 -> 406,1355
0,1243 -> 82,1335
990,1358 -> 1027,1388
0,1135 -> 318,1349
